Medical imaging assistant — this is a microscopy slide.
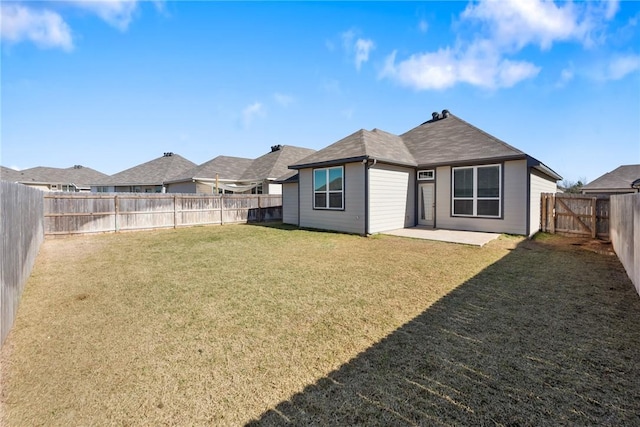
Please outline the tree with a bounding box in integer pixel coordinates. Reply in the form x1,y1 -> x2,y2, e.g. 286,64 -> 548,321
560,177 -> 588,193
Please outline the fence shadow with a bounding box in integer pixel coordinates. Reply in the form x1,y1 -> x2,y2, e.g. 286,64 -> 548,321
247,238 -> 640,425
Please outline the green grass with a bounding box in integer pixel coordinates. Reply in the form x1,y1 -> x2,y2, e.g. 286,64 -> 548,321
1,225 -> 638,426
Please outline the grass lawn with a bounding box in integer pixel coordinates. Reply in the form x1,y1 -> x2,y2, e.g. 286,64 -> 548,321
1,224 -> 639,425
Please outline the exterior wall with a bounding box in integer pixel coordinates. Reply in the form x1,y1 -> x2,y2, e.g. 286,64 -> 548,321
435,159 -> 528,234
529,169 -> 558,236
166,181 -> 198,193
22,183 -> 50,192
282,182 -> 299,225
368,164 -> 415,233
267,182 -> 282,195
298,162 -> 366,234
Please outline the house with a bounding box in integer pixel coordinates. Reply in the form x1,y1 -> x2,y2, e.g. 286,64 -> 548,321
91,152 -> 196,193
1,165 -> 109,192
581,165 -> 640,195
165,145 -> 315,195
281,110 -> 561,236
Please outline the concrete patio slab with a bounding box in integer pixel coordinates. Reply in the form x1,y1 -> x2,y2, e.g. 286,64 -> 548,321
381,227 -> 501,247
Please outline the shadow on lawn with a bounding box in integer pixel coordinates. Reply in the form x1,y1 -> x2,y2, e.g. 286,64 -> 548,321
248,238 -> 640,426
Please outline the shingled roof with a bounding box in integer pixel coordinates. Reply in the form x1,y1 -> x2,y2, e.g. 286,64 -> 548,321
2,165 -> 109,187
98,153 -> 196,186
1,166 -> 26,182
167,155 -> 254,183
167,145 -> 316,184
288,110 -> 560,180
582,165 -> 640,192
241,145 -> 316,180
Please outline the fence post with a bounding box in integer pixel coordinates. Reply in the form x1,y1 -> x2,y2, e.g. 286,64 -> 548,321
550,194 -> 556,234
591,197 -> 597,239
173,194 -> 178,229
114,194 -> 119,232
541,194 -> 547,232
220,195 -> 224,225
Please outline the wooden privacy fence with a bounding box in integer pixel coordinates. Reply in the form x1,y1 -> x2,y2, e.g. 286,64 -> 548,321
540,193 -> 610,239
1,182 -> 44,346
44,193 -> 282,236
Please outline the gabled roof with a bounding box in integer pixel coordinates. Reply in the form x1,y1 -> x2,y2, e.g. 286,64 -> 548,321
167,155 -> 254,183
241,145 -> 316,180
582,165 -> 640,191
2,165 -> 109,187
288,111 -> 560,181
97,153 -> 196,186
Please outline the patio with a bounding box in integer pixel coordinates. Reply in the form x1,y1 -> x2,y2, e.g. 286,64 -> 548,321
382,226 -> 502,246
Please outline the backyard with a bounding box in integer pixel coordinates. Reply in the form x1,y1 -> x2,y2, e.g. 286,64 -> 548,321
1,224 -> 639,425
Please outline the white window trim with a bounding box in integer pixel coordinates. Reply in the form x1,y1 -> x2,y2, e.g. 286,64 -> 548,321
418,170 -> 435,181
313,166 -> 344,210
451,164 -> 502,218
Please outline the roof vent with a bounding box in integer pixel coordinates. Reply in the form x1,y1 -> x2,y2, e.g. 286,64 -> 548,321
270,144 -> 282,152
73,165 -> 83,169
441,109 -> 450,118
163,152 -> 174,157
431,112 -> 440,121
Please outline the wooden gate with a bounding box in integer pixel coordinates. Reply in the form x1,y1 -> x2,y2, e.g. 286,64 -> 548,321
541,193 -> 610,239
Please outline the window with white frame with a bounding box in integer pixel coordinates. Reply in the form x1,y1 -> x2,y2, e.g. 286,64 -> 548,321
418,170 -> 435,180
452,165 -> 501,217
314,166 -> 344,209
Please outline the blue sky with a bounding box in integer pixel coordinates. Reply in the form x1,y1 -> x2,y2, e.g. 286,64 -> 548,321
1,1 -> 639,183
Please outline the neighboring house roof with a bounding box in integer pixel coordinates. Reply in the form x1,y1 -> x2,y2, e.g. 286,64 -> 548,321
1,166 -> 25,182
166,155 -> 255,183
289,110 -> 561,180
97,153 -> 196,186
582,165 -> 640,192
2,165 -> 109,187
241,145 -> 316,180
166,145 -> 316,184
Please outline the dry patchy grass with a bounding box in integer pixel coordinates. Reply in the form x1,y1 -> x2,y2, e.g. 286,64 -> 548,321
1,225 -> 638,426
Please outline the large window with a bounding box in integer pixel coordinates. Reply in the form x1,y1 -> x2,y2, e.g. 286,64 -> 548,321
314,166 -> 344,210
452,165 -> 501,217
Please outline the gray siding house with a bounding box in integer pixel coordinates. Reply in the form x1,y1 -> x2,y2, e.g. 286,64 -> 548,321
165,145 -> 315,195
91,152 -> 196,193
282,110 -> 561,236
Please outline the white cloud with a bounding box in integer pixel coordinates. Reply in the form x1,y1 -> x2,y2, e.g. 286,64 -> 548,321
341,29 -> 375,70
242,102 -> 265,127
0,4 -> 73,51
67,0 -> 140,31
380,0 -> 621,91
381,44 -> 540,90
605,54 -> 640,80
462,0 -> 589,51
274,93 -> 294,107
354,38 -> 375,71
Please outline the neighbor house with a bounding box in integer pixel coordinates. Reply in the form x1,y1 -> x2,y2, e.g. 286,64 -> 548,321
91,152 -> 196,193
165,145 -> 315,195
2,165 -> 109,192
281,110 -> 561,236
581,165 -> 640,195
